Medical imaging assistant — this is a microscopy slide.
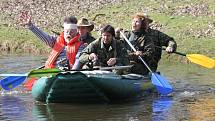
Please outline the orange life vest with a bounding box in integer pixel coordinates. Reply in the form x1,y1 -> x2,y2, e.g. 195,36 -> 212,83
45,32 -> 81,68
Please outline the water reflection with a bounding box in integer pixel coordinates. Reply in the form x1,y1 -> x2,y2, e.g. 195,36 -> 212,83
30,96 -> 174,121
0,54 -> 45,74
0,88 -> 213,121
0,55 -> 215,121
0,96 -> 27,120
32,99 -> 153,121
152,97 -> 173,121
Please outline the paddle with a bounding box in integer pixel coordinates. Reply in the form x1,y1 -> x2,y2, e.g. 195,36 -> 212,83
0,76 -> 27,90
0,65 -> 133,90
27,65 -> 133,78
0,58 -> 69,90
0,65 -> 44,90
156,46 -> 215,69
120,31 -> 173,95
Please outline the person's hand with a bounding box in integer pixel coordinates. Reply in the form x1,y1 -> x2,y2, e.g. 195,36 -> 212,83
19,11 -> 32,26
166,46 -> 174,53
107,58 -> 116,66
59,67 -> 69,71
134,51 -> 143,56
115,27 -> 123,39
89,53 -> 98,61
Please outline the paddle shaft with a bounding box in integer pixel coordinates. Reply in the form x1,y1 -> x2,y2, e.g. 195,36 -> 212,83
156,46 -> 215,69
0,66 -> 44,77
37,58 -> 68,69
155,46 -> 186,56
0,66 -> 132,77
0,59 -> 60,77
37,65 -> 45,69
29,65 -> 133,76
120,32 -> 173,95
120,31 -> 153,73
99,65 -> 132,70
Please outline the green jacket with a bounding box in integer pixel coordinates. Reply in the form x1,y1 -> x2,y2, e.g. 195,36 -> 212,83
147,28 -> 177,62
144,28 -> 177,71
79,37 -> 129,67
123,30 -> 156,75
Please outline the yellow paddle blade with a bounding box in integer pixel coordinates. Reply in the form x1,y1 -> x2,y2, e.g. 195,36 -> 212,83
186,54 -> 215,69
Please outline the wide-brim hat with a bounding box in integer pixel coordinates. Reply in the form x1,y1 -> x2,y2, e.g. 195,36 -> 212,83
133,12 -> 153,23
77,18 -> 94,31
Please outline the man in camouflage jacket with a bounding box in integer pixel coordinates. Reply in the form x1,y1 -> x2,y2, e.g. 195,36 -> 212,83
146,27 -> 177,71
143,14 -> 177,71
79,25 -> 129,73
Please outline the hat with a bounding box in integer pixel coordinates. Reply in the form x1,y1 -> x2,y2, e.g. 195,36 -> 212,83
77,18 -> 94,31
133,13 -> 153,23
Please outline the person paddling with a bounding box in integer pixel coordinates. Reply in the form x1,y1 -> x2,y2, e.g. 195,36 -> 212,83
116,12 -> 177,73
136,13 -> 177,71
116,13 -> 156,75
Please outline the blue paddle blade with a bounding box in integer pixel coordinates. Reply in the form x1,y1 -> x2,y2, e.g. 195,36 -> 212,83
151,73 -> 173,95
0,76 -> 27,90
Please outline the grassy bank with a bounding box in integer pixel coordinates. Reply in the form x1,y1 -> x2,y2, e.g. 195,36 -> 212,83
0,0 -> 214,58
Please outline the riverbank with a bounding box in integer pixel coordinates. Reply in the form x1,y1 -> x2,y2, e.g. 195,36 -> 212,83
0,0 -> 214,58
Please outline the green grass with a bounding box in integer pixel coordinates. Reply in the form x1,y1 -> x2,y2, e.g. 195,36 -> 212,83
0,25 -> 49,54
86,0 -> 215,57
0,0 -> 214,58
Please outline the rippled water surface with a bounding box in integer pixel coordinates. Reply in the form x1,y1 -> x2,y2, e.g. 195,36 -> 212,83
0,54 -> 214,121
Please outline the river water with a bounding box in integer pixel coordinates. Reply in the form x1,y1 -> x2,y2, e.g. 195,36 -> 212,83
0,54 -> 214,121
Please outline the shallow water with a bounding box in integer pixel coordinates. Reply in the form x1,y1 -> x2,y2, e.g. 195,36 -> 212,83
0,54 -> 214,121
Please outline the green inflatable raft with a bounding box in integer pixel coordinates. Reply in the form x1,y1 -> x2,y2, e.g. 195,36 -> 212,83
32,70 -> 155,103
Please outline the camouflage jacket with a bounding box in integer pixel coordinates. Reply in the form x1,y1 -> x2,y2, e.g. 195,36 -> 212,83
123,30 -> 156,75
124,30 -> 155,62
146,28 -> 177,62
79,37 -> 129,67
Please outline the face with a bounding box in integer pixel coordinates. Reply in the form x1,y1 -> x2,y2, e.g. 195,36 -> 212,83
102,32 -> 113,44
78,26 -> 89,35
132,17 -> 142,31
64,29 -> 77,43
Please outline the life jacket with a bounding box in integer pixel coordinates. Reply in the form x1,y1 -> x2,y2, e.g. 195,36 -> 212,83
45,32 -> 81,68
